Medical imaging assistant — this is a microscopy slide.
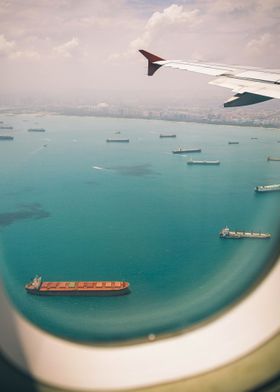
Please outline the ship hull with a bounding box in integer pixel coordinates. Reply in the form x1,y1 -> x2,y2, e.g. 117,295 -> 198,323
26,288 -> 130,296
106,139 -> 129,143
173,149 -> 201,154
188,161 -> 220,165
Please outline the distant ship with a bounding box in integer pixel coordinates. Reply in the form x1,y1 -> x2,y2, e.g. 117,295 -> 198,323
228,141 -> 239,144
25,276 -> 130,296
219,226 -> 271,239
173,148 -> 201,154
0,135 -> 14,140
0,126 -> 13,130
28,128 -> 46,132
187,158 -> 220,165
267,156 -> 280,161
251,137 -> 258,140
255,184 -> 280,192
106,138 -> 129,143
160,134 -> 176,138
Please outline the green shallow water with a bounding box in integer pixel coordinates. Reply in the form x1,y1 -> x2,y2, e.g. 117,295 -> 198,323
0,114 -> 279,343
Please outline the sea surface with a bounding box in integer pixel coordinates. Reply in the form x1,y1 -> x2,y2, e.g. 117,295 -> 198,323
0,114 -> 279,343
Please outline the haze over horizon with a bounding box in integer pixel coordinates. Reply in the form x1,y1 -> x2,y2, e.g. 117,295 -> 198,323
0,0 -> 279,108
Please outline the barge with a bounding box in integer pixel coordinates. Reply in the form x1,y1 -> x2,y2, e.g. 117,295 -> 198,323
173,148 -> 201,154
267,157 -> 280,161
160,134 -> 176,138
187,159 -> 220,165
106,138 -> 129,143
25,276 -> 130,296
219,226 -> 271,239
28,128 -> 46,132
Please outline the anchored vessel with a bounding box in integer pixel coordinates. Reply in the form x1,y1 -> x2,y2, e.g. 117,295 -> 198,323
106,138 -> 129,143
220,226 -> 271,239
173,148 -> 201,154
187,158 -> 220,165
255,184 -> 280,192
0,135 -> 14,140
28,128 -> 46,132
160,134 -> 176,138
25,276 -> 130,296
267,156 -> 280,161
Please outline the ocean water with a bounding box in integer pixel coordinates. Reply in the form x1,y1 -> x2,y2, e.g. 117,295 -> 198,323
0,114 -> 279,343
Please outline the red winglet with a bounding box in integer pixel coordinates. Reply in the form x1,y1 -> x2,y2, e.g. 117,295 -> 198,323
139,49 -> 165,76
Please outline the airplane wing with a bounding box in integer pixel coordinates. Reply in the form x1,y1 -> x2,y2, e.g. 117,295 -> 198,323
139,49 -> 280,107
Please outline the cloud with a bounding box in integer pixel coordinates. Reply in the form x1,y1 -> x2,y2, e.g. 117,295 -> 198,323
111,4 -> 200,60
0,34 -> 40,60
0,34 -> 15,56
246,33 -> 276,56
53,37 -> 79,58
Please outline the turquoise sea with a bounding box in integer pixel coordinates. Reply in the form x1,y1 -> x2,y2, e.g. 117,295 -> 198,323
0,114 -> 279,343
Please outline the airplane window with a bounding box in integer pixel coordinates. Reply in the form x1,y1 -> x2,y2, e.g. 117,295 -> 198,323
0,114 -> 279,344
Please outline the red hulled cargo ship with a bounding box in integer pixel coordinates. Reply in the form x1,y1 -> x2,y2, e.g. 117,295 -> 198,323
25,276 -> 130,296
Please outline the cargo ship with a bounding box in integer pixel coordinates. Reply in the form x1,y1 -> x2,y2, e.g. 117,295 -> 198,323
106,138 -> 129,143
160,134 -> 176,138
25,276 -> 130,296
228,141 -> 239,144
267,156 -> 280,161
255,184 -> 280,192
0,135 -> 14,140
219,226 -> 271,239
187,158 -> 220,165
173,148 -> 201,154
28,128 -> 46,132
0,126 -> 13,130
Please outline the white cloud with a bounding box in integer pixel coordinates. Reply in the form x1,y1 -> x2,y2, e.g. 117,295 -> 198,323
111,4 -> 200,60
0,34 -> 40,60
53,37 -> 79,58
0,34 -> 15,56
247,33 -> 276,56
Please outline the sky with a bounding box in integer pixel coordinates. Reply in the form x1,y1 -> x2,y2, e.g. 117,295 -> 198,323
0,0 -> 279,106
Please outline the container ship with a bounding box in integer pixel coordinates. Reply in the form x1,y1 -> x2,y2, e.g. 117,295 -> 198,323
0,135 -> 14,140
28,128 -> 46,132
106,138 -> 129,143
255,184 -> 280,192
187,159 -> 220,165
173,148 -> 201,154
25,276 -> 130,296
267,156 -> 280,161
160,134 -> 176,138
219,226 -> 271,239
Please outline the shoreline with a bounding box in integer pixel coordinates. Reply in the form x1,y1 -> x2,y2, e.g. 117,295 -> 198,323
0,109 -> 279,130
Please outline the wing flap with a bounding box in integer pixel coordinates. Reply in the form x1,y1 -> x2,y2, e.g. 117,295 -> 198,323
210,76 -> 280,99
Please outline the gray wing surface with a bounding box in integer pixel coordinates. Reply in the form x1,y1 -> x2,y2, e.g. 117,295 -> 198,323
139,50 -> 280,107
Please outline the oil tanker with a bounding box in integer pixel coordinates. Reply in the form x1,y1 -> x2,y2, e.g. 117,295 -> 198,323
25,276 -> 130,296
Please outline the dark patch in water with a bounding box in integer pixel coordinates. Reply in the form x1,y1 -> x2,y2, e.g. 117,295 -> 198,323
0,203 -> 50,227
85,180 -> 99,186
3,186 -> 34,197
108,163 -> 160,177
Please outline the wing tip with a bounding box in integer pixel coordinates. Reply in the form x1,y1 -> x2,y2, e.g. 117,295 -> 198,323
139,49 -> 165,76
